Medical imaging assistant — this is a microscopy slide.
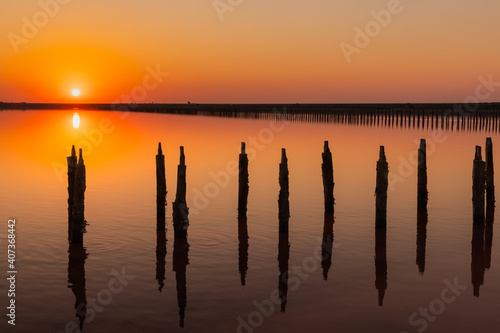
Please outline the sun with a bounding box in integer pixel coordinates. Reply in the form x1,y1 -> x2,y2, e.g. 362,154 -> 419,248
72,89 -> 80,97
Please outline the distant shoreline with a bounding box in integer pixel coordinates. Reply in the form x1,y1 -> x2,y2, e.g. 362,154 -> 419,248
0,102 -> 499,114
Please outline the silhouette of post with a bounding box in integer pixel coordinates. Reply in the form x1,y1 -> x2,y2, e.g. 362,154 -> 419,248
376,146 -> 388,228
68,147 -> 86,243
375,228 -> 387,306
67,146 -> 77,227
471,222 -> 486,297
238,216 -> 249,286
486,138 -> 495,206
156,142 -> 167,229
238,142 -> 249,216
416,207 -> 428,275
321,211 -> 334,280
473,146 -> 486,223
278,149 -> 290,232
278,231 -> 289,312
156,228 -> 167,292
67,243 -> 88,331
173,146 -> 189,239
417,139 -> 428,209
322,141 -> 335,212
173,237 -> 189,328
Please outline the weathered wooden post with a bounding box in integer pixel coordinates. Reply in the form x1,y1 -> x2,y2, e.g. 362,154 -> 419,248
67,146 -> 77,230
473,146 -> 486,223
238,142 -> 249,216
173,146 -> 189,238
376,146 -> 388,228
238,216 -> 249,286
417,139 -> 428,209
156,143 -> 167,229
68,147 -> 86,243
278,149 -> 290,232
322,141 -> 335,212
486,138 -> 495,206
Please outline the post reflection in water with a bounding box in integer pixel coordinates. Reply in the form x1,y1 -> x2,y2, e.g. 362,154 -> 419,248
278,230 -> 290,312
238,216 -> 249,286
321,211 -> 334,280
416,207 -> 428,275
375,228 -> 387,307
471,222 -> 486,297
485,206 -> 495,270
156,227 -> 167,292
173,237 -> 190,328
67,243 -> 88,331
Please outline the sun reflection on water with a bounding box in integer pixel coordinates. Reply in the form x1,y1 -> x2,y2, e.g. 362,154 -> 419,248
73,113 -> 80,129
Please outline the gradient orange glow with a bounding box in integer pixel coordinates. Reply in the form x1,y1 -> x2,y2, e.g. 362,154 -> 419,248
0,110 -> 495,206
0,1 -> 499,103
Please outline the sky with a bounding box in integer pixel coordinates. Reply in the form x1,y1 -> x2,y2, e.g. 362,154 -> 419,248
0,0 -> 499,103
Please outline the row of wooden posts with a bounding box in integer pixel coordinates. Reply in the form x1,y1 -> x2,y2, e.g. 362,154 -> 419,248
64,138 -> 495,320
155,136 -> 494,231
67,137 -> 495,244
155,141 -> 327,236
376,137 -> 495,227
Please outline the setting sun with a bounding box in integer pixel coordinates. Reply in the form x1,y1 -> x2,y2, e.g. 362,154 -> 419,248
72,89 -> 80,97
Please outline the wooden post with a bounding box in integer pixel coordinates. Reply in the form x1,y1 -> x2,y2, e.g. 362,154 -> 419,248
322,141 -> 335,212
473,146 -> 486,223
67,146 -> 77,225
173,146 -> 189,239
68,148 -> 86,243
156,142 -> 167,229
278,149 -> 290,232
417,139 -> 428,209
376,146 -> 388,228
486,138 -> 495,206
238,142 -> 249,216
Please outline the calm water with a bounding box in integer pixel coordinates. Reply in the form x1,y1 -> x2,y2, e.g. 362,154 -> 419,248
0,110 -> 499,333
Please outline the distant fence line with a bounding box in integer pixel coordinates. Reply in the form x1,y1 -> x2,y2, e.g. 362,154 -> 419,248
2,103 -> 500,132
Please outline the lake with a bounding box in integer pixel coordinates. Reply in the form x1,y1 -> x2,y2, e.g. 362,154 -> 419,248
0,109 -> 499,333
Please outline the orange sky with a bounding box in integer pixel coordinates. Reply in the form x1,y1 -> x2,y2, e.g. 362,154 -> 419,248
1,0 -> 499,103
